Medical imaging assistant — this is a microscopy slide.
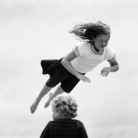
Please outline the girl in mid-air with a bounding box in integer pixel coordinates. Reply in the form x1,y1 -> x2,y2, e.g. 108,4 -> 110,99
30,21 -> 119,113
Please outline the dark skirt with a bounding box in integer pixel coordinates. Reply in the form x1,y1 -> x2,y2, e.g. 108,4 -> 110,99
40,58 -> 80,93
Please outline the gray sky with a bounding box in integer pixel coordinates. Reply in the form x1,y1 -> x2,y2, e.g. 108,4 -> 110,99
0,0 -> 138,138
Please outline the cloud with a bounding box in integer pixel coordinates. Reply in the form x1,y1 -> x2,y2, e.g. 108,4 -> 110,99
0,0 -> 35,20
88,125 -> 138,138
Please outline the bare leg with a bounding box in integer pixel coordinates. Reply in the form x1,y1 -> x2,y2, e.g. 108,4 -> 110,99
30,84 -> 52,113
44,85 -> 64,108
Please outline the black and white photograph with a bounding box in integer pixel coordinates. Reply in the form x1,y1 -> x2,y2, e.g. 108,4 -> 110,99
0,0 -> 138,138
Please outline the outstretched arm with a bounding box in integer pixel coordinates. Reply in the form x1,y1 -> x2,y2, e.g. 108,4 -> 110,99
101,54 -> 119,77
61,50 -> 91,83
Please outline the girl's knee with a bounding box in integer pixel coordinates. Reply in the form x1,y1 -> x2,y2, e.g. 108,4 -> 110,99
58,85 -> 65,93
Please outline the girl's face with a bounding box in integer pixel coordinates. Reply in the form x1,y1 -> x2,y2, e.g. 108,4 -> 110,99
93,34 -> 110,51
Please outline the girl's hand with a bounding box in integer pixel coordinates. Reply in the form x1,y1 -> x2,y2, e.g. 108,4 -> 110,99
101,67 -> 110,77
77,74 -> 91,83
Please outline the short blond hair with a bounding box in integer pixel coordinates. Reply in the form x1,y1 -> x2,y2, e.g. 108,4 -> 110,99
52,96 -> 78,118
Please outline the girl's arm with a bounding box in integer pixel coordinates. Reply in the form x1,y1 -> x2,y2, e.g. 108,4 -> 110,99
61,50 -> 91,83
101,54 -> 119,77
108,54 -> 119,72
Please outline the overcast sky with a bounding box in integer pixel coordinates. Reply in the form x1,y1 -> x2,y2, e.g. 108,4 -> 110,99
0,0 -> 138,138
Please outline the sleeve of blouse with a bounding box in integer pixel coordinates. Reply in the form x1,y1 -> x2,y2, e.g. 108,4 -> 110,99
78,121 -> 88,138
73,46 -> 80,57
106,47 -> 115,61
40,122 -> 51,138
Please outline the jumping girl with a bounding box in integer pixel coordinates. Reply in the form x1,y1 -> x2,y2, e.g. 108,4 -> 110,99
30,21 -> 119,113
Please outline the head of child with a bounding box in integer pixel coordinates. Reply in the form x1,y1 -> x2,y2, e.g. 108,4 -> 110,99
70,21 -> 111,51
51,96 -> 78,120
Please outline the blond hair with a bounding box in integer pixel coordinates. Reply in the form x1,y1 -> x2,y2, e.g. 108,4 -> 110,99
52,96 -> 78,118
70,21 -> 110,41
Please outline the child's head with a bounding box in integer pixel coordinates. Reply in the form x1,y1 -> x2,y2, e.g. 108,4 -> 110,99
70,21 -> 111,41
51,95 -> 78,120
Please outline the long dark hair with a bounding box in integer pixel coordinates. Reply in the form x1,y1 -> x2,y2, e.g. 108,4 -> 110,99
69,21 -> 111,41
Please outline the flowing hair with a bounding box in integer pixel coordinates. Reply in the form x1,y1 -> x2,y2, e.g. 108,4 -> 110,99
69,21 -> 111,41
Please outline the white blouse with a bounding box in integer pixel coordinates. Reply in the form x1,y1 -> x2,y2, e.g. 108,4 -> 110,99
71,42 -> 115,73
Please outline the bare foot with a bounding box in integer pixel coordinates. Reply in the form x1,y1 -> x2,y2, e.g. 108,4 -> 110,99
30,101 -> 39,113
44,101 -> 50,108
44,93 -> 53,108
